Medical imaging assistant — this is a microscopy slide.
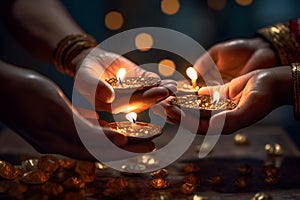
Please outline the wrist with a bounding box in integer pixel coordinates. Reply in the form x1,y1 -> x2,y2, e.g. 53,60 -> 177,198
52,34 -> 98,77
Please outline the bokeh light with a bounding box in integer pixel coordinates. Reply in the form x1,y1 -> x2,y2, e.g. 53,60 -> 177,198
161,0 -> 180,15
235,0 -> 253,6
105,11 -> 124,30
207,0 -> 227,11
158,59 -> 176,77
135,33 -> 154,51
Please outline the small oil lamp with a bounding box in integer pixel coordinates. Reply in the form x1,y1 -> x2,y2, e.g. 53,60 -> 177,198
105,68 -> 161,92
169,90 -> 237,118
177,67 -> 207,94
104,112 -> 163,143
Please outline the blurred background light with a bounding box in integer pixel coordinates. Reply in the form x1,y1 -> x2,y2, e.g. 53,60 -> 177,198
161,0 -> 180,15
158,59 -> 176,77
105,11 -> 124,30
135,33 -> 154,51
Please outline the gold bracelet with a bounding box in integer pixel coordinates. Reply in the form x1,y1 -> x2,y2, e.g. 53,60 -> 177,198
53,34 -> 97,77
291,62 -> 300,121
257,23 -> 298,66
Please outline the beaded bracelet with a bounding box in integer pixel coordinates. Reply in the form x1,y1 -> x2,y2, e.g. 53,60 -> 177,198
291,62 -> 300,121
53,34 -> 97,77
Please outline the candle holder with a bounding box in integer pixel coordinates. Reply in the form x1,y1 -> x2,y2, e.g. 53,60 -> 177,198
104,121 -> 163,143
105,76 -> 161,92
177,80 -> 206,94
169,94 -> 237,118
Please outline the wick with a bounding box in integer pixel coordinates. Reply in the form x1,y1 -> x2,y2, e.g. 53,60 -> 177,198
118,77 -> 123,86
212,100 -> 217,106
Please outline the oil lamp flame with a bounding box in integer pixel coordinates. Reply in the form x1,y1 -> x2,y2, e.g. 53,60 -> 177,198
126,112 -> 137,124
186,67 -> 198,88
212,91 -> 220,106
116,68 -> 126,85
186,67 -> 198,80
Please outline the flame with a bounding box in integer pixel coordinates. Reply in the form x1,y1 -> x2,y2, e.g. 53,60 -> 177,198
186,67 -> 198,80
212,91 -> 220,105
126,112 -> 137,124
116,68 -> 126,84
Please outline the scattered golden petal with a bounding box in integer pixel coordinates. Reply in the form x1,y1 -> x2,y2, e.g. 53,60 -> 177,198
0,161 -> 20,180
237,164 -> 252,175
149,178 -> 170,189
20,170 -> 50,184
183,174 -> 199,185
206,176 -> 223,186
59,158 -> 76,170
183,163 -> 199,173
37,155 -> 60,173
41,182 -> 64,197
180,182 -> 196,195
234,176 -> 248,189
151,169 -> 169,179
63,177 -> 85,190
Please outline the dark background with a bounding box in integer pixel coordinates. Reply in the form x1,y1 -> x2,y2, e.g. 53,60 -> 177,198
1,0 -> 300,146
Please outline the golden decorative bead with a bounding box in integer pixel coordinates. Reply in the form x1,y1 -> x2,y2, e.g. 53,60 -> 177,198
180,182 -> 196,195
37,155 -> 60,173
265,143 -> 283,156
237,164 -> 252,175
20,170 -> 50,184
151,169 -> 169,179
234,133 -> 249,145
149,178 -> 170,189
183,163 -> 199,173
252,192 -> 272,200
183,174 -> 199,185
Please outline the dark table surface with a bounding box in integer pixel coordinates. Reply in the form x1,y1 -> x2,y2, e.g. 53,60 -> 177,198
0,124 -> 300,199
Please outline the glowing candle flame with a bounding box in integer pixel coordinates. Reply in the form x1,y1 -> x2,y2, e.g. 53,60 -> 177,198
126,112 -> 137,124
212,91 -> 220,106
116,68 -> 126,85
186,67 -> 198,88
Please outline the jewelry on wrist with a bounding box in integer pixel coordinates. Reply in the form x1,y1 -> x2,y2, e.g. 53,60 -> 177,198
257,23 -> 299,66
53,34 -> 97,77
291,62 -> 300,121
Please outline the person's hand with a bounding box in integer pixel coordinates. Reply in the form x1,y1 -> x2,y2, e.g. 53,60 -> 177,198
153,67 -> 292,135
73,47 -> 176,114
0,65 -> 155,161
194,38 -> 279,82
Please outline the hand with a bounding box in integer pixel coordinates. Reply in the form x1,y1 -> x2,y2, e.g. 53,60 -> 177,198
73,48 -> 176,113
0,65 -> 155,161
194,38 -> 279,82
153,67 -> 292,135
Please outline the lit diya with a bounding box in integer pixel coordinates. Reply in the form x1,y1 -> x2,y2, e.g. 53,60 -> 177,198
177,67 -> 205,94
104,112 -> 163,143
169,91 -> 237,118
105,68 -> 161,92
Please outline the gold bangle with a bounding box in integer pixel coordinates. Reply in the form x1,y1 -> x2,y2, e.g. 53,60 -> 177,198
257,23 -> 298,66
291,62 -> 300,121
53,34 -> 97,77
